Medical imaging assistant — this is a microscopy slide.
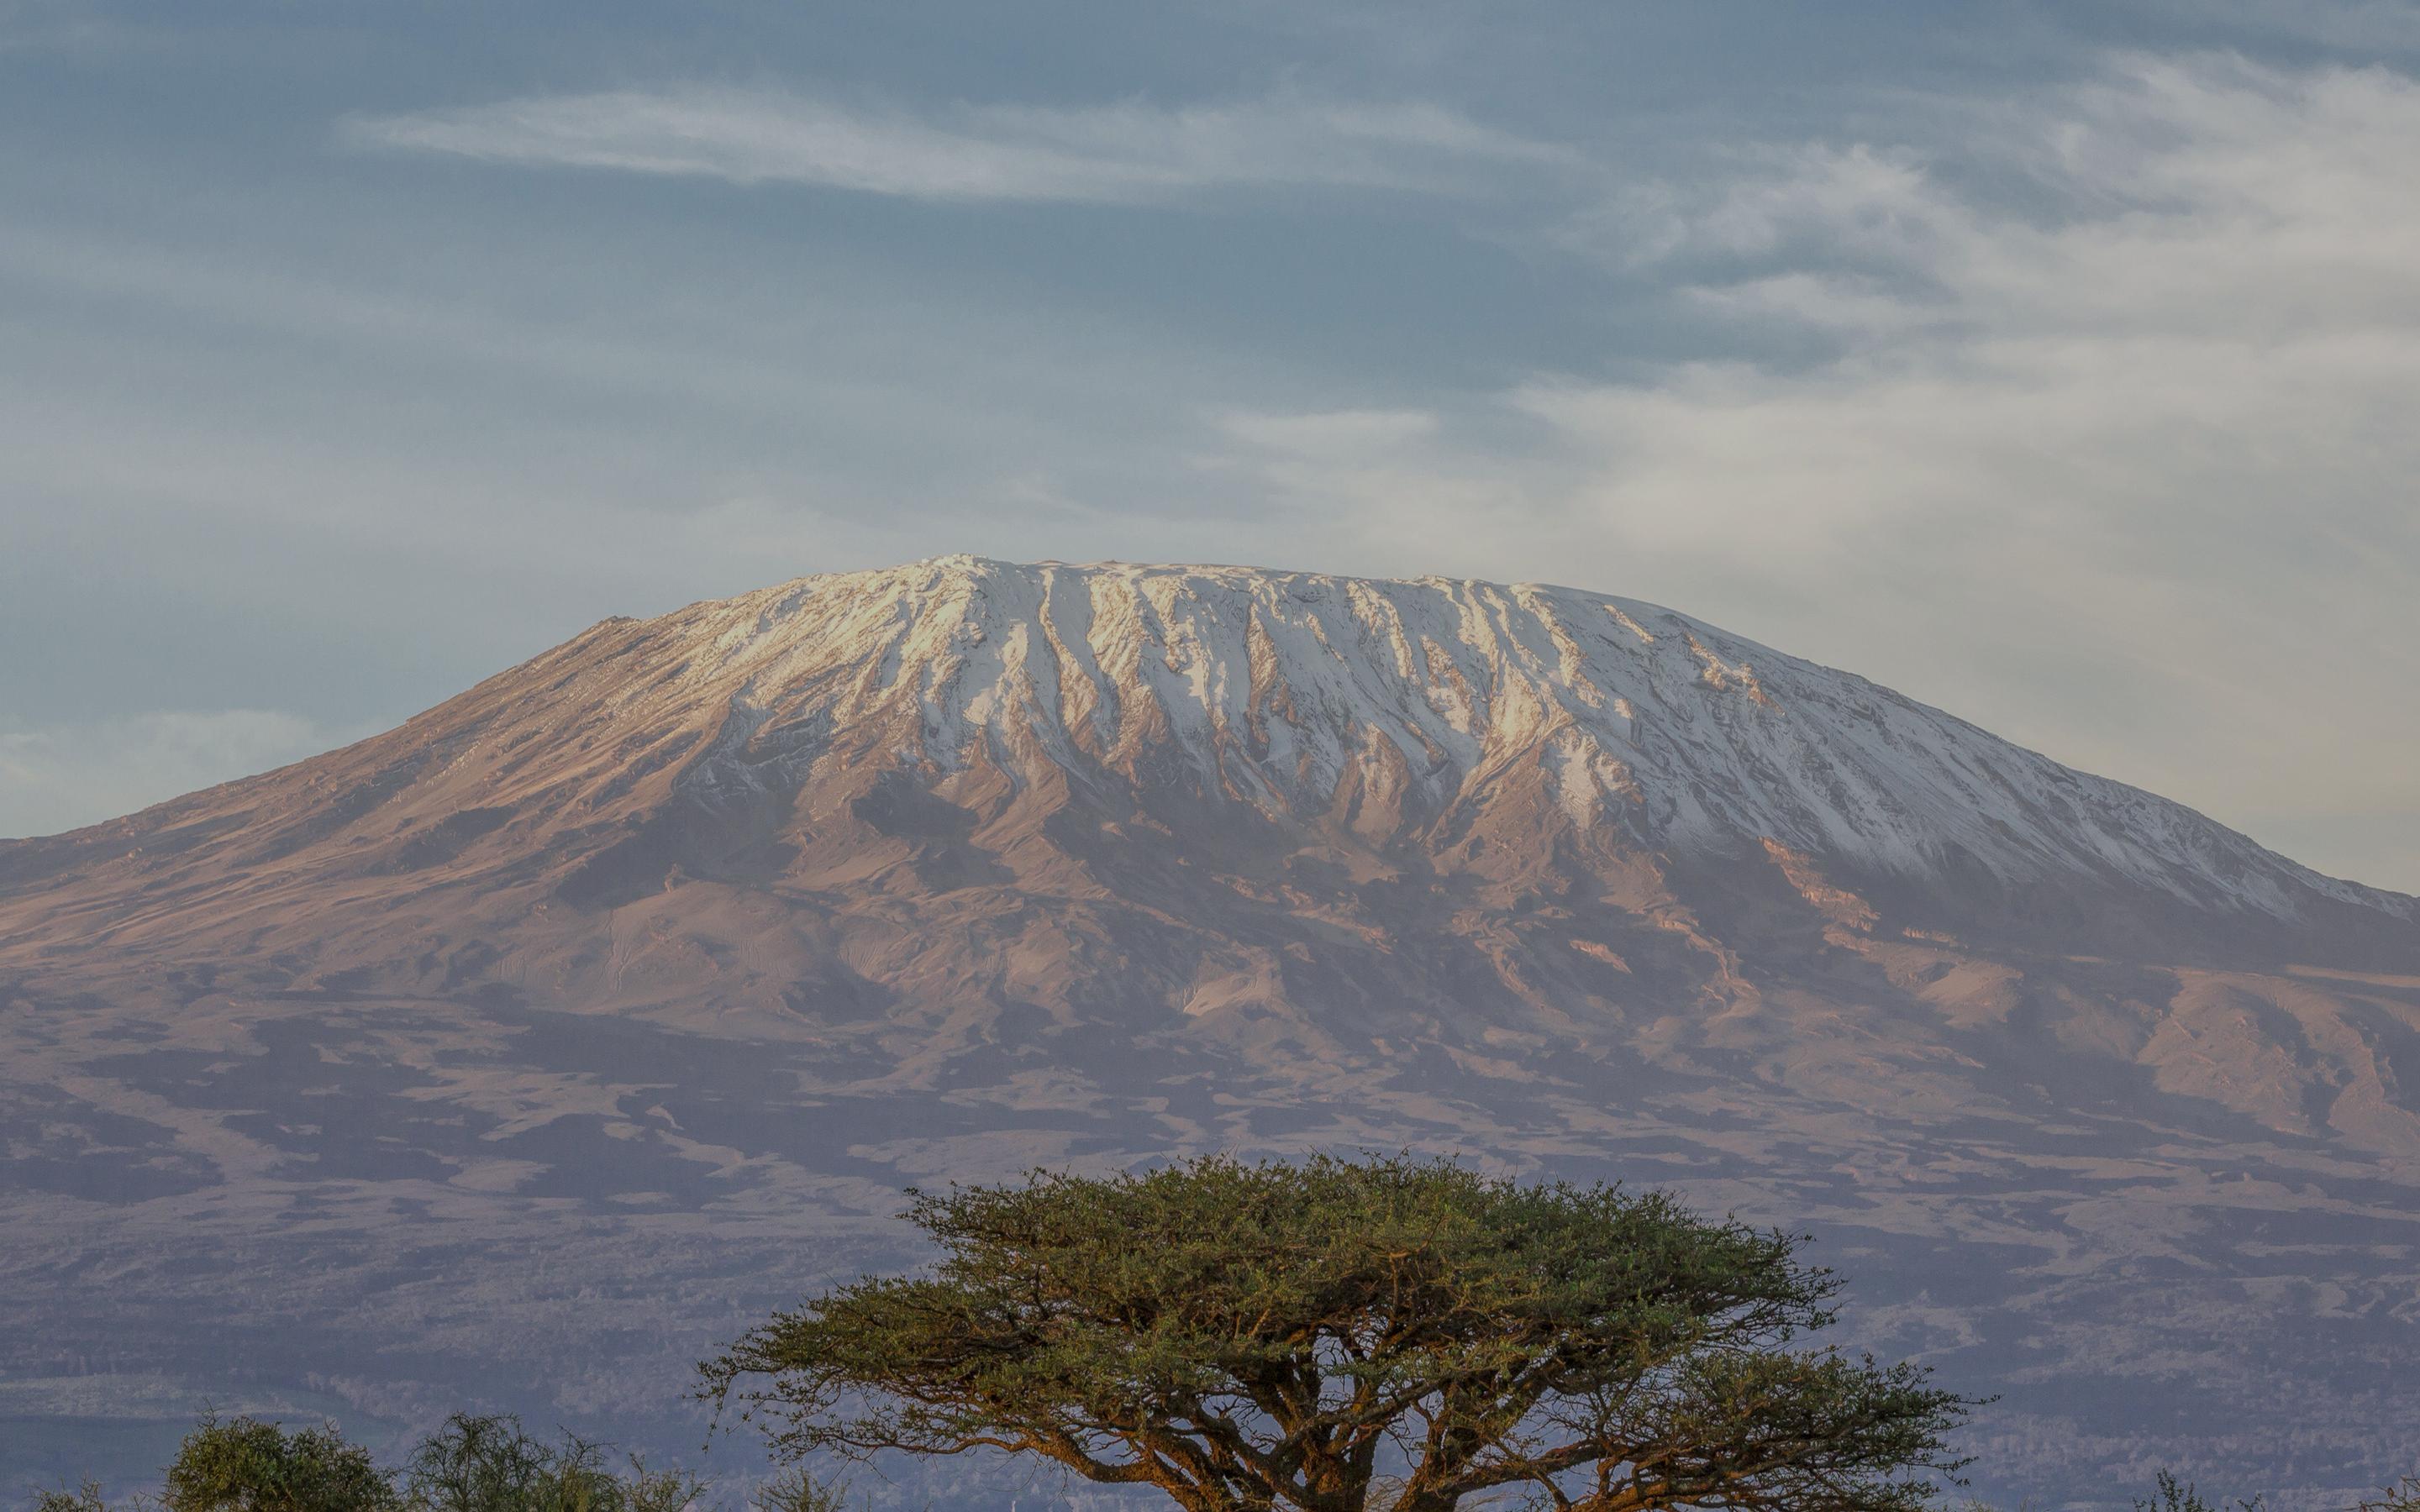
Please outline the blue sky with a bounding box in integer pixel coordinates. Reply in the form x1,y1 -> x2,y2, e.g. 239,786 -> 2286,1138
4,0 -> 2418,890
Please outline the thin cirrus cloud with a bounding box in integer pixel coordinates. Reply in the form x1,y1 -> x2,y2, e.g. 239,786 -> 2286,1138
341,87 -> 1577,204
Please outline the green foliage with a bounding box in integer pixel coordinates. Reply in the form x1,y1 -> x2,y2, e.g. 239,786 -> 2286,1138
743,1469 -> 850,1512
31,1480 -> 145,1512
26,1410 -> 707,1512
163,1415 -> 397,1512
402,1414 -> 706,1512
702,1153 -> 1977,1512
613,1460 -> 708,1512
399,1415 -> 550,1512
2132,1470 -> 2262,1512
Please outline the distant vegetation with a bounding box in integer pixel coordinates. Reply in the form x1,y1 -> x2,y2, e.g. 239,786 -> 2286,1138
33,1423 -> 2420,1512
24,1410 -> 777,1512
2104,1471 -> 2420,1512
27,1158 -> 2420,1512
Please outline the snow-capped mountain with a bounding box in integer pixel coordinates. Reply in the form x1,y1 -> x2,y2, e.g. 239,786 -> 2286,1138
5,559 -> 2417,1496
8,557 -> 2403,982
649,555 -> 2402,926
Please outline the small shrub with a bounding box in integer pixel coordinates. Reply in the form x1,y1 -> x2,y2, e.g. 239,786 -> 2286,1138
32,1480 -> 145,1512
162,1413 -> 397,1512
746,1469 -> 848,1512
615,1460 -> 708,1512
2133,1470 -> 2261,1512
402,1413 -> 704,1512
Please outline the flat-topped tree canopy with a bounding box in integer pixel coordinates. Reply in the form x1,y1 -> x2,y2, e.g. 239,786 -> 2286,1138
701,1154 -> 1973,1512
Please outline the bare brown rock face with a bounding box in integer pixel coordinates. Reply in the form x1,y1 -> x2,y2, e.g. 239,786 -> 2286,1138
4,559 -> 2417,1498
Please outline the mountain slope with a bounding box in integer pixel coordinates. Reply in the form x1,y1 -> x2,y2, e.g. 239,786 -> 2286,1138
5,558 -> 2418,1498
3,556 -> 2407,992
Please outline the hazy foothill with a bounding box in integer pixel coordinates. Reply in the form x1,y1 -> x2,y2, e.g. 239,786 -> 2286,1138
33,1158 -> 2420,1512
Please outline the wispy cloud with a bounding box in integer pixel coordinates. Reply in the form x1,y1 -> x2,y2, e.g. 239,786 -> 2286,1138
342,87 -> 1574,203
1214,55 -> 2420,888
1512,54 -> 2420,572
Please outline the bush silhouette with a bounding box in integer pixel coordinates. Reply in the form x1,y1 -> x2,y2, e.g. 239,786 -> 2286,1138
402,1413 -> 704,1512
25,1410 -> 707,1512
163,1414 -> 397,1512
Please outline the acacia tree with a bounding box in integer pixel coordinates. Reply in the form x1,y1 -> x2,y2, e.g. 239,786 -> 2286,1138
701,1155 -> 1972,1512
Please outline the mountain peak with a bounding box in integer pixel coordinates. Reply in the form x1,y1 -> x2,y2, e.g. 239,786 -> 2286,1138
650,559 -> 2404,934
3,558 -> 2409,1020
